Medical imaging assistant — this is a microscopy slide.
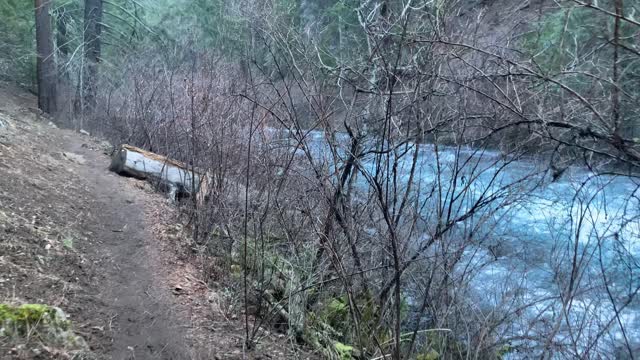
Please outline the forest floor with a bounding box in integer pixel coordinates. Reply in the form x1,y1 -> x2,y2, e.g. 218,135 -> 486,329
0,82 -> 311,359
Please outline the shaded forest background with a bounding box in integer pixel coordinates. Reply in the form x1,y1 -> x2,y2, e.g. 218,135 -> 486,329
1,0 -> 640,359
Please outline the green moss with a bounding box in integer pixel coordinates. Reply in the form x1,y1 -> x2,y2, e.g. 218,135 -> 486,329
312,292 -> 393,357
417,349 -> 440,360
324,298 -> 348,328
417,331 -> 468,360
230,264 -> 242,274
0,304 -> 68,333
0,303 -> 73,342
497,343 -> 513,359
334,342 -> 354,360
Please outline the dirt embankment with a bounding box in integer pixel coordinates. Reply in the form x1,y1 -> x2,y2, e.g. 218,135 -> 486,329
0,83 -> 312,359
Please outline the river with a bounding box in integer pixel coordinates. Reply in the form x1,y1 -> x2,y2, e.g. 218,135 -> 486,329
272,128 -> 640,357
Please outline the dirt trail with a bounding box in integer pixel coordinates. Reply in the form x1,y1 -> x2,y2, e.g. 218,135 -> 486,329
61,136 -> 190,359
0,83 -> 315,360
0,83 -> 191,359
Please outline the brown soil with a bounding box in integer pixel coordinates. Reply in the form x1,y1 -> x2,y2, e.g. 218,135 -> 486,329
0,83 -> 314,359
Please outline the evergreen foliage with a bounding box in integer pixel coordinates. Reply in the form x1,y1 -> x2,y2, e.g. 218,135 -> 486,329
522,3 -> 640,135
0,0 -> 36,87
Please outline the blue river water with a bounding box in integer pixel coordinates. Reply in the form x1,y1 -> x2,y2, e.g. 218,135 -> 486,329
270,128 -> 640,356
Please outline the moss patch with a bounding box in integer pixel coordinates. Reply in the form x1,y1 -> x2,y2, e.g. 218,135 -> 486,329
0,304 -> 70,335
416,349 -> 440,360
0,303 -> 87,351
334,342 -> 354,360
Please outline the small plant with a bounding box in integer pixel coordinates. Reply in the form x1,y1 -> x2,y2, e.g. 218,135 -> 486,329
62,235 -> 74,250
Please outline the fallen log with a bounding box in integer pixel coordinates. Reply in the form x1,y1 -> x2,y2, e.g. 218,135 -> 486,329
109,144 -> 207,202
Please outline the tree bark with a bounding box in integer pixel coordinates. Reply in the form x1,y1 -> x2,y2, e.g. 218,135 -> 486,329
83,0 -> 103,114
34,0 -> 57,114
110,144 -> 208,202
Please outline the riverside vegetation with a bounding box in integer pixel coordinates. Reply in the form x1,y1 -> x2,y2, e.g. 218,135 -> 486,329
1,0 -> 639,359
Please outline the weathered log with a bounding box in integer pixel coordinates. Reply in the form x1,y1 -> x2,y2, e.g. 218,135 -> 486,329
109,144 -> 206,201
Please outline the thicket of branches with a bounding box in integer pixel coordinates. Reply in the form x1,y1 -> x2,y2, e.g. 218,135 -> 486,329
2,0 -> 640,359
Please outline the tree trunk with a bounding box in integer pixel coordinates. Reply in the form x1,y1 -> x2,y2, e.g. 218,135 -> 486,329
34,0 -> 57,114
83,0 -> 103,114
110,144 -> 208,202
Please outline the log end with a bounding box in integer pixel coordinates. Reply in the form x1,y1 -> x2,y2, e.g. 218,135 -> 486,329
109,145 -> 127,174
